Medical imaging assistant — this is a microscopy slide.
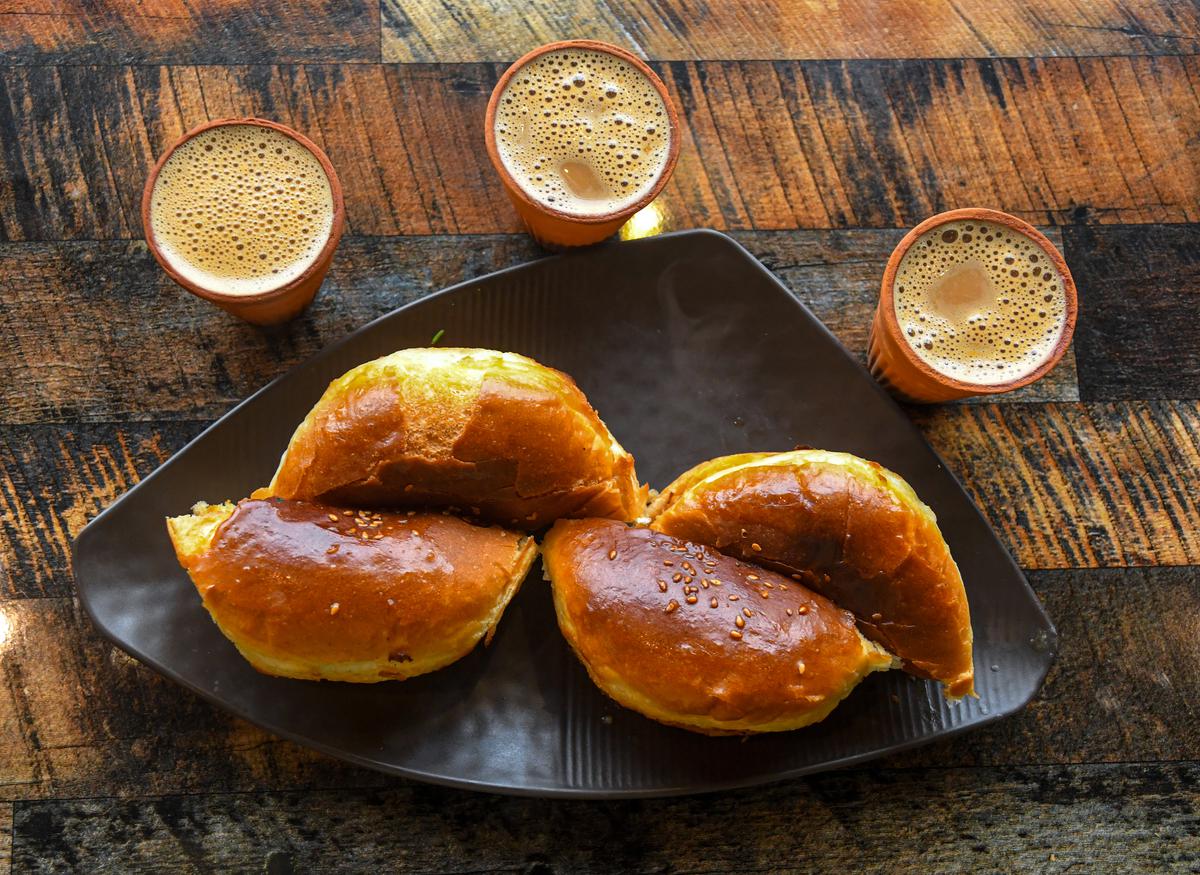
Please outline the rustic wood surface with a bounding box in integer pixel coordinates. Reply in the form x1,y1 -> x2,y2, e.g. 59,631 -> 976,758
1,1 -> 1198,872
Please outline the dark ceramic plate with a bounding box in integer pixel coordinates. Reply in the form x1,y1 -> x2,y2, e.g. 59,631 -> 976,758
73,230 -> 1056,798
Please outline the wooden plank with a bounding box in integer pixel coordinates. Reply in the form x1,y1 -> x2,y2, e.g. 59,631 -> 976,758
0,568 -> 1196,801
913,400 -> 1200,569
1067,223 -> 1200,400
0,598 -> 382,802
0,802 -> 9,875
0,0 -> 379,65
0,232 -> 1080,427
381,0 -> 1200,63
10,763 -> 1200,871
3,58 -> 1198,241
0,422 -> 202,599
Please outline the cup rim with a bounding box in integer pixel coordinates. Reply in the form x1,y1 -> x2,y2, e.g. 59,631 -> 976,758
483,39 -> 681,227
140,117 -> 346,307
877,207 -> 1079,395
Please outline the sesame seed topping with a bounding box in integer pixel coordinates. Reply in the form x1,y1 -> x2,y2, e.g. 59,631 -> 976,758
871,612 -> 883,621
686,595 -> 698,605
607,549 -> 617,560
735,615 -> 745,629
657,580 -> 668,592
326,545 -> 339,554
387,598 -> 395,606
747,573 -> 759,580
791,573 -> 802,581
742,608 -> 753,618
710,598 -> 719,608
665,600 -> 680,613
682,562 -> 695,573
328,513 -> 339,522
329,602 -> 340,615
786,608 -> 793,616
700,579 -> 710,589
343,510 -> 353,516
798,605 -> 809,614
760,591 -> 770,599
763,581 -> 774,589
779,584 -> 788,591
404,484 -> 414,492
728,594 -> 740,602
672,572 -> 682,582
663,559 -> 674,566
797,661 -> 806,675
751,542 -> 762,552
729,630 -> 743,641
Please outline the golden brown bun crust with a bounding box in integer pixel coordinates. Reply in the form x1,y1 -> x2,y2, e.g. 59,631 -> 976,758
650,451 -> 975,698
543,519 -> 893,735
167,498 -> 537,682
266,348 -> 645,529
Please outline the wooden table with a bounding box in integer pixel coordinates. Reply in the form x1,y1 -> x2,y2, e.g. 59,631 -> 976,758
2,1 -> 1199,871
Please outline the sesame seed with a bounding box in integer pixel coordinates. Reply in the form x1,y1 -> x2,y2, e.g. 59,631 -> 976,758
735,615 -> 745,629
798,605 -> 809,614
742,608 -> 753,618
343,510 -> 353,516
686,595 -> 698,605
404,484 -> 414,492
663,559 -> 674,566
871,612 -> 883,621
779,584 -> 788,591
700,579 -> 710,589
786,608 -> 794,616
729,630 -> 743,641
797,661 -> 806,675
665,600 -> 680,614
791,573 -> 802,581
747,573 -> 759,581
607,549 -> 617,560
728,594 -> 740,602
328,513 -> 339,522
387,598 -> 395,605
710,598 -> 719,608
373,533 -> 384,539
760,591 -> 770,599
326,545 -> 339,554
763,581 -> 774,589
657,580 -> 668,592
710,579 -> 722,586
682,562 -> 695,573
672,572 -> 682,582
751,542 -> 762,552
329,602 -> 340,615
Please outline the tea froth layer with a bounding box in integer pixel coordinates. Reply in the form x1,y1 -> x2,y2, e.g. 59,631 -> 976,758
149,125 -> 334,296
493,48 -> 671,217
893,219 -> 1068,386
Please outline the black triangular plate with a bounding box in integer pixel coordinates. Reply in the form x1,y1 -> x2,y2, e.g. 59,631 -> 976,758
73,230 -> 1056,798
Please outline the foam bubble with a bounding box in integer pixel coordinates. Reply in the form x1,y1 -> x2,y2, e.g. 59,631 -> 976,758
149,125 -> 334,295
893,219 -> 1068,385
493,48 -> 671,217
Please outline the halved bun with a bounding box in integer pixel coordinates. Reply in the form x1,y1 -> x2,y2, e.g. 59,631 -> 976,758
167,498 -> 537,682
266,348 -> 645,529
650,450 -> 975,698
543,518 -> 894,735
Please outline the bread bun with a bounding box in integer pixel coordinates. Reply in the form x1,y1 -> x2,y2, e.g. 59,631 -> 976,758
167,497 -> 537,682
649,450 -> 975,698
543,518 -> 894,735
267,348 -> 645,529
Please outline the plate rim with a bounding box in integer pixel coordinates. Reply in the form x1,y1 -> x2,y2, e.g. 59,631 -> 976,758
71,228 -> 1057,798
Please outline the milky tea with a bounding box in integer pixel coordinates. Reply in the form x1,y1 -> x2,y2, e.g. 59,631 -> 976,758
492,47 -> 672,217
892,219 -> 1070,386
148,124 -> 335,296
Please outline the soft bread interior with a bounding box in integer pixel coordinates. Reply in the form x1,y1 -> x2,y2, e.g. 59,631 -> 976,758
166,501 -> 236,565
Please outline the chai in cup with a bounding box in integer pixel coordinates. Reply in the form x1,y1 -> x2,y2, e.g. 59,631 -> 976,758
868,208 -> 1078,403
142,118 -> 344,325
485,40 -> 680,248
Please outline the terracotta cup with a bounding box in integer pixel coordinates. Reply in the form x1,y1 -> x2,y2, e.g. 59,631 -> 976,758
868,207 -> 1078,403
141,117 -> 345,326
484,40 -> 681,248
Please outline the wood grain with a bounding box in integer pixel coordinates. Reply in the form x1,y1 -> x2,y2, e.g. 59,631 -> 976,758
2,58 -> 1198,241
0,232 -> 1079,427
914,400 -> 1200,569
10,763 -> 1200,872
1,567 -> 1198,802
0,803 -> 9,875
0,597 -> 382,803
381,0 -> 1200,62
0,0 -> 379,65
1066,223 -> 1200,400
